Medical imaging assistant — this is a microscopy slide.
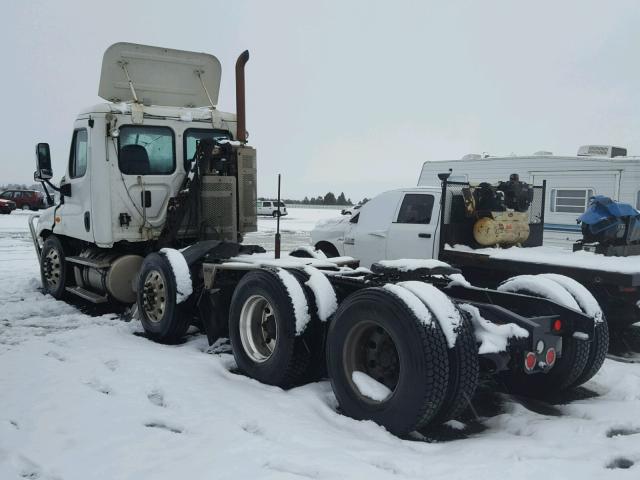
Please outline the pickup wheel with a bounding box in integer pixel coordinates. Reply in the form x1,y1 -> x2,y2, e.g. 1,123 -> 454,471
229,269 -> 316,388
326,287 -> 449,436
40,235 -> 68,299
497,276 -> 590,396
137,252 -> 191,344
314,242 -> 340,258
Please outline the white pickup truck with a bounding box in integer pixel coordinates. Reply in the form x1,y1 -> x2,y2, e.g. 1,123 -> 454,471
311,182 -> 640,336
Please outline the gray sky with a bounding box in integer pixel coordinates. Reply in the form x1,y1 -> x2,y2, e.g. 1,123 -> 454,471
2,0 -> 639,200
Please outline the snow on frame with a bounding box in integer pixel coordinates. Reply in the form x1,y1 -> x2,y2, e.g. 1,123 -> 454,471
160,248 -> 193,303
352,371 -> 392,402
537,273 -> 604,323
377,258 -> 453,272
382,284 -> 433,327
397,281 -> 461,348
497,275 -> 580,310
459,303 -> 529,354
275,268 -> 311,335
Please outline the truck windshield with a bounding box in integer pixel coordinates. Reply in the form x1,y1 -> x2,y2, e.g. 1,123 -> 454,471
119,126 -> 175,175
184,128 -> 231,172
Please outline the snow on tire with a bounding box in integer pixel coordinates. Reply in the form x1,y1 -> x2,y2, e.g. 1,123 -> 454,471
228,268 -> 318,388
537,274 -> 609,388
326,287 -> 449,436
497,275 -> 590,395
137,252 -> 192,344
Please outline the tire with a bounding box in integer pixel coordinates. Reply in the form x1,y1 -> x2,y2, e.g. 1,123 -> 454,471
272,210 -> 280,218
432,311 -> 479,423
326,287 -> 449,436
22,204 -> 29,211
40,235 -> 68,299
137,252 -> 192,344
314,242 -> 340,258
536,274 -> 609,388
228,269 -> 316,388
498,276 -> 590,396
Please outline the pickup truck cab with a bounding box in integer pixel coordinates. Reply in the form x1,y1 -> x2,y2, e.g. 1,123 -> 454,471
312,187 -> 440,267
312,184 -> 640,332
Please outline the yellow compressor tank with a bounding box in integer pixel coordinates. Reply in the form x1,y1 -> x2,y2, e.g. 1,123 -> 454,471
473,210 -> 530,247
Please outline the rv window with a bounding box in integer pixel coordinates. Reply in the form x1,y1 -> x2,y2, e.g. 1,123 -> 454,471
550,188 -> 594,214
119,126 -> 175,175
396,194 -> 434,224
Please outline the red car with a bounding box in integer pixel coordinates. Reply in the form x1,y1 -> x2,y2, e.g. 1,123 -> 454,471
0,190 -> 46,211
0,197 -> 16,214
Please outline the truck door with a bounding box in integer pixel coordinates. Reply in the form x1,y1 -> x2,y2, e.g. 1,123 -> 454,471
352,190 -> 402,267
58,124 -> 94,242
386,192 -> 437,261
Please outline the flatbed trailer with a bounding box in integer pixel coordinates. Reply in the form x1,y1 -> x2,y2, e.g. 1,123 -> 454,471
438,180 -> 640,330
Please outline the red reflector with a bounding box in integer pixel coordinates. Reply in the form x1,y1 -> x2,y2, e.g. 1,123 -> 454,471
546,348 -> 556,366
525,352 -> 537,371
552,319 -> 562,332
620,287 -> 637,293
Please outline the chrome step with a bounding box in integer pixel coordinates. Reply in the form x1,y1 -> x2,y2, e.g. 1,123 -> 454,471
66,256 -> 111,269
65,286 -> 108,304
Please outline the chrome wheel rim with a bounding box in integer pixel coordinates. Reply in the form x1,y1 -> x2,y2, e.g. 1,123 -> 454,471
239,295 -> 278,363
43,247 -> 62,290
142,270 -> 167,323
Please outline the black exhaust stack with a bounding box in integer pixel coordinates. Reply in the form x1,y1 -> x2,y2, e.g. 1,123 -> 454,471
235,50 -> 250,143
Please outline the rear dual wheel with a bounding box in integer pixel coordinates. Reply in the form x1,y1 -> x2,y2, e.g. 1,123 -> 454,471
326,287 -> 478,435
229,268 -> 325,388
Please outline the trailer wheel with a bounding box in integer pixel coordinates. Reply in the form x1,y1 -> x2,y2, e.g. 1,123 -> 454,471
229,269 -> 316,388
326,287 -> 449,436
137,252 -> 191,344
498,276 -> 589,395
40,235 -> 69,299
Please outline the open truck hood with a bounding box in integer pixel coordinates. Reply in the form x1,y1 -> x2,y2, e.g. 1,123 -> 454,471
98,42 -> 222,108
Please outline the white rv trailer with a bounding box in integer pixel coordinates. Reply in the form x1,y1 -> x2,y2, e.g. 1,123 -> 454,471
418,145 -> 640,247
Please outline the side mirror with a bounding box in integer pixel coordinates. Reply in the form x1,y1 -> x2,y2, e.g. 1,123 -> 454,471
34,143 -> 53,181
60,182 -> 72,198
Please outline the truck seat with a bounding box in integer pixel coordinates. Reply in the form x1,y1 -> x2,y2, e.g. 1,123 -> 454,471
120,144 -> 151,174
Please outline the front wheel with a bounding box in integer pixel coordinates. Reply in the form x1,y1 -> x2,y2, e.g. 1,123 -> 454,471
40,235 -> 68,299
21,204 -> 29,211
137,252 -> 192,344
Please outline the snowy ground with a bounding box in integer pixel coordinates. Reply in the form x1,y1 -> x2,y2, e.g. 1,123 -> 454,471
1,209 -> 640,479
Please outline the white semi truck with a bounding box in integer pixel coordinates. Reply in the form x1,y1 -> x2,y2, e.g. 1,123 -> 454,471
30,43 -> 604,436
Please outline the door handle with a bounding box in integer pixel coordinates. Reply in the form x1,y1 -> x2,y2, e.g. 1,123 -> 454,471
368,231 -> 387,238
344,237 -> 355,245
418,233 -> 431,238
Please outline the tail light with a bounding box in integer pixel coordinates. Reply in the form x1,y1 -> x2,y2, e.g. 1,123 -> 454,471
545,348 -> 556,367
524,352 -> 537,371
552,319 -> 563,333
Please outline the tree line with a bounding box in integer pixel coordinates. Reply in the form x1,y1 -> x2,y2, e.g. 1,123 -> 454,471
258,192 -> 370,206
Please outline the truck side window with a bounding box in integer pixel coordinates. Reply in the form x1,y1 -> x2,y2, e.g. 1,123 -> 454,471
396,194 -> 434,224
69,129 -> 88,178
183,128 -> 231,173
119,126 -> 175,175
